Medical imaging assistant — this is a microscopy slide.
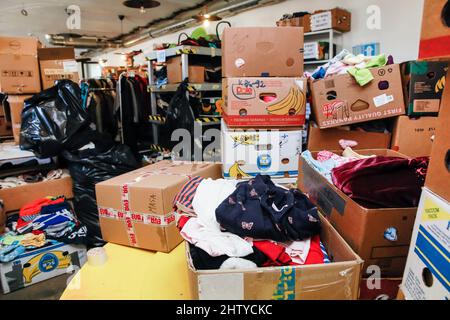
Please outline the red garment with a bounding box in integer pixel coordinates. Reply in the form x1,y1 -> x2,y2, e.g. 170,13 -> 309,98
304,235 -> 324,265
253,240 -> 295,267
331,156 -> 429,209
17,197 -> 65,229
177,216 -> 190,230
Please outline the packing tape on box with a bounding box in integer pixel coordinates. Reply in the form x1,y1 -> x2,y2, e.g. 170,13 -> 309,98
87,247 -> 108,266
98,207 -> 176,226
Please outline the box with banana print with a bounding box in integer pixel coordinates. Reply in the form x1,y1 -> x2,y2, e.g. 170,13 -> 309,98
222,77 -> 307,127
221,120 -> 302,179
0,241 -> 86,293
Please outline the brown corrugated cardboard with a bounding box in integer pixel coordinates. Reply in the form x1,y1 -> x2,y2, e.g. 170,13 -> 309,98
310,8 -> 351,32
0,116 -> 12,137
8,95 -> 32,144
391,116 -> 437,157
0,176 -> 74,214
359,278 -> 402,300
0,36 -> 41,55
298,149 -> 417,276
419,0 -> 450,59
37,47 -> 75,61
0,54 -> 41,94
0,204 -> 5,234
222,27 -> 304,77
277,14 -> 311,33
38,47 -> 79,90
309,64 -> 405,128
166,56 -> 205,84
222,77 -> 307,127
95,161 -> 222,252
307,125 -> 391,151
187,214 -> 363,300
425,74 -> 450,201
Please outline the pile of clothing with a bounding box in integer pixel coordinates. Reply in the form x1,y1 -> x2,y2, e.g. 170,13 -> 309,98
302,148 -> 429,209
304,49 -> 394,86
0,169 -> 69,189
174,175 -> 330,271
0,196 -> 87,263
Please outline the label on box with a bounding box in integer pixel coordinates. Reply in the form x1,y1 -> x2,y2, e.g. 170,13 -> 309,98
311,11 -> 332,31
373,94 -> 394,107
413,99 -> 440,113
156,50 -> 166,63
63,60 -> 78,72
44,69 -> 73,76
198,273 -> 244,300
1,70 -> 34,77
304,42 -> 319,60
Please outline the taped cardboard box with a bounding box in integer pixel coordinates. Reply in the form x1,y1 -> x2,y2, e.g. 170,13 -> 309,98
309,8 -> 351,32
222,77 -> 307,127
0,36 -> 41,56
38,47 -> 79,90
391,115 -> 437,157
0,242 -> 86,294
166,56 -> 205,84
0,176 -> 73,214
7,95 -> 32,144
359,278 -> 402,300
425,76 -> 450,201
307,125 -> 391,151
309,64 -> 405,129
400,188 -> 449,300
0,54 -> 41,94
419,0 -> 450,59
221,120 -> 302,179
297,149 -> 417,277
400,61 -> 448,116
95,161 -> 222,252
277,14 -> 311,33
222,27 -> 304,77
187,215 -> 363,300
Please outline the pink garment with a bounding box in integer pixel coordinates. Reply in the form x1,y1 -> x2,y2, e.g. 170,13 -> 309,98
324,61 -> 352,78
339,139 -> 358,149
283,239 -> 311,265
316,150 -> 358,166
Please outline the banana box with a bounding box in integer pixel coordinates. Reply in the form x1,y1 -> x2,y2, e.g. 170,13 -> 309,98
221,119 -> 302,179
222,77 -> 307,127
400,188 -> 449,300
0,241 -> 86,294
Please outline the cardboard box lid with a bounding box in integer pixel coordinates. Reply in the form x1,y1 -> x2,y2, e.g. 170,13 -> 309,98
38,47 -> 75,61
0,36 -> 40,55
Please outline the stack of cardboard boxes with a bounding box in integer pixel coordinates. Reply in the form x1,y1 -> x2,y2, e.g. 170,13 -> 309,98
220,27 -> 307,181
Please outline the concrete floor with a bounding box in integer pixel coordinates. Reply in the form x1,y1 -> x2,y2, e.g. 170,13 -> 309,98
0,274 -> 70,300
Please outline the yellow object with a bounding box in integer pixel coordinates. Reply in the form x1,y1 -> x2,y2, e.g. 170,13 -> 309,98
435,75 -> 445,93
23,250 -> 71,283
60,242 -> 192,300
266,86 -> 305,115
228,161 -> 250,179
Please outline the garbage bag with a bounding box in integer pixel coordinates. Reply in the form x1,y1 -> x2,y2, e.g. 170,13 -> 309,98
62,143 -> 139,247
20,80 -> 91,158
160,79 -> 195,151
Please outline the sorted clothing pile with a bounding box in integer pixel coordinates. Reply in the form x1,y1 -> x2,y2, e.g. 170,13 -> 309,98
302,149 -> 429,208
0,169 -> 69,189
174,175 -> 330,270
0,196 -> 87,263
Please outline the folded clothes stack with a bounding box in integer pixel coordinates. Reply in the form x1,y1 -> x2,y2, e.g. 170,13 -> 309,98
0,196 -> 88,263
0,169 -> 70,189
302,148 -> 429,208
173,175 -> 330,271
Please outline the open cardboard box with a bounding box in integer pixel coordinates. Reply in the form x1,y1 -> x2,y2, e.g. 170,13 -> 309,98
187,214 -> 363,300
298,149 -> 418,277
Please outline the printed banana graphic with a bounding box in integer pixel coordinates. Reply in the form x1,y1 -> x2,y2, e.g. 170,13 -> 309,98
435,75 -> 445,93
266,86 -> 305,115
228,161 -> 250,179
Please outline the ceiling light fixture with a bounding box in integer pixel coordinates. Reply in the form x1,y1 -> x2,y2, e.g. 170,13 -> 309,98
193,6 -> 221,26
123,0 -> 160,14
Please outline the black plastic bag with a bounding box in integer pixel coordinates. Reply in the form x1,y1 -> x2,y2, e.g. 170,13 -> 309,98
160,79 -> 195,150
62,143 -> 139,247
20,80 -> 90,158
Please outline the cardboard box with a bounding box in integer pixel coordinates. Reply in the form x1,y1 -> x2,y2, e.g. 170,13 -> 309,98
187,214 -> 363,300
400,188 -> 449,300
0,205 -> 5,234
425,76 -> 450,201
391,116 -> 437,157
222,27 -> 304,77
95,161 -> 222,252
359,278 -> 402,300
0,176 -> 73,214
400,61 -> 448,116
0,36 -> 41,56
310,8 -> 351,32
222,77 -> 307,127
166,56 -> 205,84
419,0 -> 450,59
0,116 -> 12,137
7,95 -> 32,144
277,14 -> 311,33
307,125 -> 391,151
309,64 -> 405,128
298,149 -> 418,276
0,54 -> 41,94
221,120 -> 302,179
38,47 -> 79,90
0,242 -> 86,294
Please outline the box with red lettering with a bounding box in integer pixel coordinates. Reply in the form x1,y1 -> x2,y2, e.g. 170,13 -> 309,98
95,161 -> 222,252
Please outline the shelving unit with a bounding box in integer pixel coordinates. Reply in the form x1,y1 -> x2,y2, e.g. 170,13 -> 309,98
303,29 -> 344,67
146,45 -> 222,146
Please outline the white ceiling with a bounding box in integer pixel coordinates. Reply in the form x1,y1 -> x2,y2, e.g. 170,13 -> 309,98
0,0 -> 209,42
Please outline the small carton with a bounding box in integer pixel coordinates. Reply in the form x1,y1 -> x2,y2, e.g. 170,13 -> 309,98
309,64 -> 405,128
309,8 -> 351,32
166,56 -> 205,84
298,149 -> 418,276
419,0 -> 450,59
38,47 -> 79,90
222,77 -> 307,127
400,60 -> 448,116
400,188 -> 449,300
221,120 -> 302,179
0,242 -> 86,294
95,161 -> 222,252
187,215 -> 363,300
391,115 -> 437,157
222,27 -> 304,77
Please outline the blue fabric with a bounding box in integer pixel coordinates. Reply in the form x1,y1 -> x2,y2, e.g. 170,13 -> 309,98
301,150 -> 341,183
0,244 -> 26,263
